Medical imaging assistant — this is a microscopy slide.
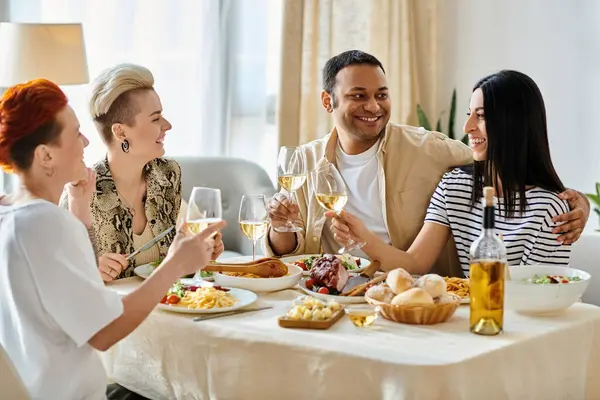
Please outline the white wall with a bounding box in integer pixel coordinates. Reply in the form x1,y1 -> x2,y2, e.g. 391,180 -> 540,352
439,0 -> 599,229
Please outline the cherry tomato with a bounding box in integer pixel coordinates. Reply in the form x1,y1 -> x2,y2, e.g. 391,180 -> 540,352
318,287 -> 329,294
305,278 -> 316,290
167,294 -> 180,304
159,295 -> 168,304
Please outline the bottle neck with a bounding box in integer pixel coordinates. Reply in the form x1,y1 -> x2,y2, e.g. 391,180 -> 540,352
483,206 -> 495,233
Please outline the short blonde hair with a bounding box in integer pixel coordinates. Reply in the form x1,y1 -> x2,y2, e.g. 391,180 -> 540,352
89,63 -> 154,143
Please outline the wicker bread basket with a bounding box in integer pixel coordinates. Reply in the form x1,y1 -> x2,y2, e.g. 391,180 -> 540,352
365,293 -> 461,325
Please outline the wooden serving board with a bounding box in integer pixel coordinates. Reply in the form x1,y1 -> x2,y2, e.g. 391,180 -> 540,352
277,309 -> 345,330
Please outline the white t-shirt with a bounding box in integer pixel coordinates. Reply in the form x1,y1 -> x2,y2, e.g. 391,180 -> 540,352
321,140 -> 391,258
0,199 -> 124,400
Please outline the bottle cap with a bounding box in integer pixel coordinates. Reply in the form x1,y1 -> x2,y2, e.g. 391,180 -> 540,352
483,186 -> 495,207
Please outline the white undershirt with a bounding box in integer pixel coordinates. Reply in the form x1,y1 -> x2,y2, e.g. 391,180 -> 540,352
321,139 -> 391,258
0,199 -> 123,400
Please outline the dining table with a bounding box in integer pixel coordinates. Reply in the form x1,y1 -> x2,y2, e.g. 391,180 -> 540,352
102,265 -> 600,400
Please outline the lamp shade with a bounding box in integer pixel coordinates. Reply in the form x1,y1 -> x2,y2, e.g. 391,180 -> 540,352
0,22 -> 89,86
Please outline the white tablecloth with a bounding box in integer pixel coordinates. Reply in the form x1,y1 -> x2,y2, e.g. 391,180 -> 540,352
102,277 -> 600,400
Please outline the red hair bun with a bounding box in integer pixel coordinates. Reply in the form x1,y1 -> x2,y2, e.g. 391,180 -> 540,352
0,79 -> 67,172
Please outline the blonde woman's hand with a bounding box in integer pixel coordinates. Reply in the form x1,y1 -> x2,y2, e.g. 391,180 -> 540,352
164,220 -> 227,276
98,253 -> 128,282
66,168 -> 96,227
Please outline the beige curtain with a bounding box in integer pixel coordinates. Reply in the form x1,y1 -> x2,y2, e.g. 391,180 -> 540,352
277,0 -> 442,147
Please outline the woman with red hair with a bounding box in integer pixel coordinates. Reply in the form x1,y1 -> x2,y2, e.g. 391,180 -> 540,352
0,79 -> 225,399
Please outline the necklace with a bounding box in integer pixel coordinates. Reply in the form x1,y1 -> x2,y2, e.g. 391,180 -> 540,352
116,182 -> 146,217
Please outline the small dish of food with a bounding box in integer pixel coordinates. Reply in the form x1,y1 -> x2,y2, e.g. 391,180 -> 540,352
505,265 -> 590,315
278,295 -> 344,329
344,305 -> 380,328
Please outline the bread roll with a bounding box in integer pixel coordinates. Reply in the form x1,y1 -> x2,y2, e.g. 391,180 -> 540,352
436,293 -> 460,304
386,268 -> 414,294
416,274 -> 447,298
391,287 -> 434,306
366,284 -> 394,303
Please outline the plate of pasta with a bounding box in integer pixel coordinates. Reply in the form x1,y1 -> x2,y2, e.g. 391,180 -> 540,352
443,277 -> 470,304
157,282 -> 257,314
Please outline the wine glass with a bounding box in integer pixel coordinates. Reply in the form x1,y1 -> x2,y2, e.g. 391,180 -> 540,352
275,146 -> 307,233
186,187 -> 223,280
239,194 -> 269,260
311,163 -> 365,253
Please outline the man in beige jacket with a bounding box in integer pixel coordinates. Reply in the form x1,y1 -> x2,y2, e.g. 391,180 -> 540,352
264,50 -> 589,276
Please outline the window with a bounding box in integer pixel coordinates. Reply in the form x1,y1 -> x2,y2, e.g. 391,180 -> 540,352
9,0 -> 282,182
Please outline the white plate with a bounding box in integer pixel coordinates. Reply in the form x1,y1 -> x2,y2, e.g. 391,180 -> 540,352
157,287 -> 257,314
297,278 -> 367,304
134,263 -> 214,281
281,254 -> 370,276
213,264 -> 303,292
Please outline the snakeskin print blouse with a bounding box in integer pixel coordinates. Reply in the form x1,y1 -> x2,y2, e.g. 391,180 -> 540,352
61,157 -> 181,278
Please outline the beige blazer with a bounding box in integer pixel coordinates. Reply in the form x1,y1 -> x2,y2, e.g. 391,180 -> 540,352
263,122 -> 473,277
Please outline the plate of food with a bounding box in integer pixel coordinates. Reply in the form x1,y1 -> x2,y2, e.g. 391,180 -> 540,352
213,264 -> 303,292
296,254 -> 371,304
134,259 -> 214,281
443,276 -> 470,304
281,253 -> 369,276
157,281 -> 257,314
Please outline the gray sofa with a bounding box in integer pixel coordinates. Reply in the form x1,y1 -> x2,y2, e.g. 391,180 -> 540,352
174,157 -> 276,258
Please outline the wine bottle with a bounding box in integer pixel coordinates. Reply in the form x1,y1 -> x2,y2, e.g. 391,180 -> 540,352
469,186 -> 507,335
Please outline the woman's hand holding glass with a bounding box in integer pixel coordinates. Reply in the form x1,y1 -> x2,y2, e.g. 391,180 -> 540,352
325,210 -> 371,249
165,221 -> 227,278
312,163 -> 366,253
185,187 -> 224,278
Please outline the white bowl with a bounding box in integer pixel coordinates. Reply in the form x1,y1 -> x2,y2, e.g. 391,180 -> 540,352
213,264 -> 303,292
505,265 -> 591,315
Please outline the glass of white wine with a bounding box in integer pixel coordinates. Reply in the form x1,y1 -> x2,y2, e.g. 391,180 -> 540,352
238,194 -> 269,260
275,146 -> 307,233
312,163 -> 365,253
186,187 -> 223,280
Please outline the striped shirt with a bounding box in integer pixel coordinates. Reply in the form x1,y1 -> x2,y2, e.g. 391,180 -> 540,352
425,168 -> 571,277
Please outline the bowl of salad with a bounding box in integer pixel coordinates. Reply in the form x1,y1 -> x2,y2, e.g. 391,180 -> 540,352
505,265 -> 591,314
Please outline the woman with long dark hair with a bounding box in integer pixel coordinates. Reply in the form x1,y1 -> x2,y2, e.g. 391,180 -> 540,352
327,70 -> 573,276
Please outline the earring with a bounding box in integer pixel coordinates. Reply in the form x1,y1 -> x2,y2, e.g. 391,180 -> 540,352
121,139 -> 130,153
